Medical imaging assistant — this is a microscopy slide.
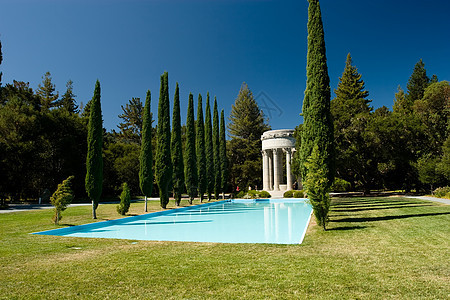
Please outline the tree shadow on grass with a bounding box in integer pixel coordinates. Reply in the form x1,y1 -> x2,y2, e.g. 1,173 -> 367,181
331,212 -> 450,223
332,204 -> 434,213
327,226 -> 367,231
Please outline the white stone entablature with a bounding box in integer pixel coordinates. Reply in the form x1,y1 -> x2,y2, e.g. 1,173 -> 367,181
261,129 -> 296,192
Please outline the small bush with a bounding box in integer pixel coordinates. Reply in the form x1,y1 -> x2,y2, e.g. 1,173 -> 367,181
433,186 -> 450,198
236,191 -> 246,198
117,183 -> 131,215
258,191 -> 271,198
331,178 -> 351,192
284,190 -> 294,198
50,176 -> 74,225
293,190 -> 304,198
247,190 -> 258,199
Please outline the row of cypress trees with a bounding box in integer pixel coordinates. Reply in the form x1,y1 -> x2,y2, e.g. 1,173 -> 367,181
150,72 -> 228,209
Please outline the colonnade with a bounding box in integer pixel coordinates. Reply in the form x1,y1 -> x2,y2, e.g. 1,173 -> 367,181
262,148 -> 294,191
261,129 -> 296,192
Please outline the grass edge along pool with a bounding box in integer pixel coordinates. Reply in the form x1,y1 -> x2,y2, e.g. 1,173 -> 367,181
32,199 -> 313,244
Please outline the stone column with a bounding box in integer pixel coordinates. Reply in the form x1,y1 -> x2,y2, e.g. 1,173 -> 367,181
262,150 -> 270,191
273,148 -> 280,191
285,148 -> 293,191
268,150 -> 273,191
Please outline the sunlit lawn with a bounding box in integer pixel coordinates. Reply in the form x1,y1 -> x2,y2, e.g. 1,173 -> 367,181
0,197 -> 449,299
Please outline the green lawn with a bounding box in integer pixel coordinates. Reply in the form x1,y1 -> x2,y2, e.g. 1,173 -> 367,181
1,197 -> 449,299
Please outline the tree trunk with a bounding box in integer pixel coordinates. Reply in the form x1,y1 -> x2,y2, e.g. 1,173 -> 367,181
144,196 -> 148,212
92,200 -> 97,219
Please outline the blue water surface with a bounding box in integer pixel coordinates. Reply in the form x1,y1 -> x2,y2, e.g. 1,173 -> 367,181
33,199 -> 313,244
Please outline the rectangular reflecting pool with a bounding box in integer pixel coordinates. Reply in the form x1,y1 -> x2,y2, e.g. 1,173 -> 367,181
33,199 -> 313,244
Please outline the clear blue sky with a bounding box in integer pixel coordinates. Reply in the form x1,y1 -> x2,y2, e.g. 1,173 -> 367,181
1,0 -> 449,133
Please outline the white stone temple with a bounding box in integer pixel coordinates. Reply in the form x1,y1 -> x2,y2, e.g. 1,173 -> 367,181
261,129 -> 296,193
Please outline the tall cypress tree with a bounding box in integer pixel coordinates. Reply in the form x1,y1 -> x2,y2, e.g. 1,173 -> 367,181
85,80 -> 103,219
300,0 -> 334,230
184,93 -> 198,204
204,93 -> 214,201
219,109 -> 228,199
139,90 -> 153,212
196,94 -> 207,202
0,40 -> 3,85
212,97 -> 221,199
156,72 -> 172,209
171,83 -> 185,206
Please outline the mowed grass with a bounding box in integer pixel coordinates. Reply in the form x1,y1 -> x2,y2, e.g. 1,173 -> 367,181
0,197 -> 449,299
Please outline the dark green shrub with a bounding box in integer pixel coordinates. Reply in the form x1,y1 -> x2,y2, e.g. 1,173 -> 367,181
433,186 -> 450,198
283,190 -> 294,198
247,190 -> 258,199
117,183 -> 131,215
331,178 -> 351,192
293,190 -> 305,198
258,191 -> 271,198
236,191 -> 246,198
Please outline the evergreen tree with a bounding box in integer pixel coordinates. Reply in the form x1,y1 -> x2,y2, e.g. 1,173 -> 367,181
117,182 -> 131,215
330,53 -> 371,191
117,97 -> 143,144
37,71 -> 59,111
85,80 -> 103,219
406,59 -> 430,104
139,90 -> 153,212
59,80 -> 79,114
204,93 -> 214,201
184,93 -> 198,204
219,109 -> 228,198
228,83 -> 270,190
196,94 -> 207,202
171,83 -> 185,206
300,0 -> 334,230
155,72 -> 172,209
212,97 -> 221,199
50,176 -> 74,225
393,86 -> 409,114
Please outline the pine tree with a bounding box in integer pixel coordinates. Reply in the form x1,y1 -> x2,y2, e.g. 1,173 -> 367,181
59,80 -> 79,114
50,176 -> 74,225
300,0 -> 334,230
37,71 -> 59,111
196,94 -> 207,202
227,82 -> 270,190
85,80 -> 103,219
219,109 -> 228,198
204,93 -> 215,201
155,72 -> 172,209
171,83 -> 185,206
330,53 -> 371,189
393,86 -> 409,114
139,90 -> 153,212
212,97 -> 221,199
117,182 -> 131,215
184,93 -> 198,204
406,59 -> 430,104
117,97 -> 143,144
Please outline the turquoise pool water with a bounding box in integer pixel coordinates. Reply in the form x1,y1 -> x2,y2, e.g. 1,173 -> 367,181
33,199 -> 313,244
